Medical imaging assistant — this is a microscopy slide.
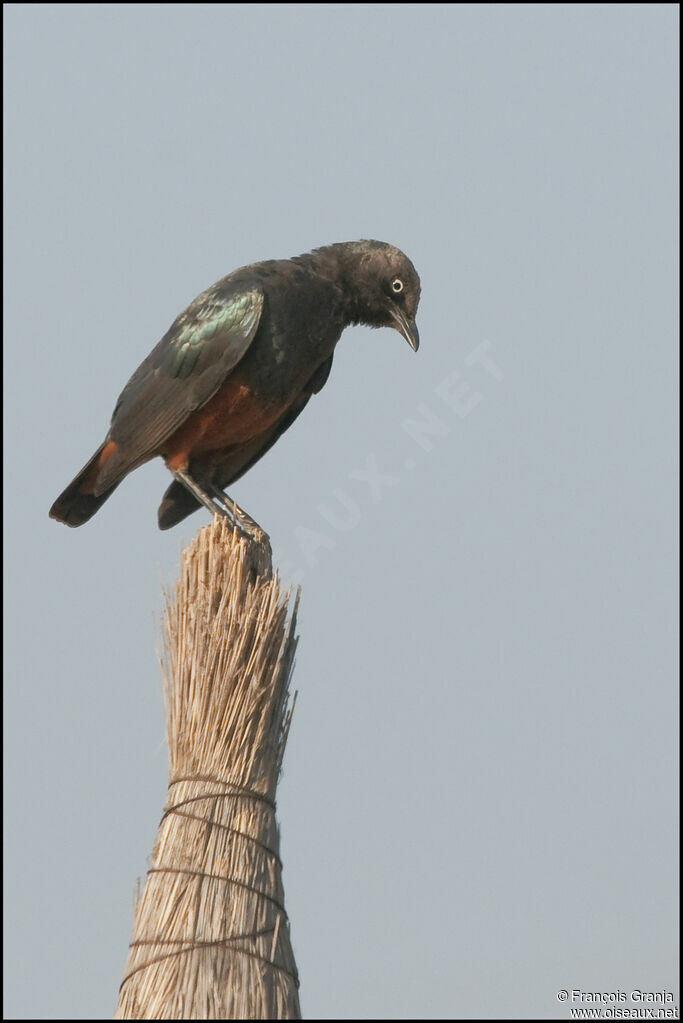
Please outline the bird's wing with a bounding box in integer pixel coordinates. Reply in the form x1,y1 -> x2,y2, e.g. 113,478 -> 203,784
97,285 -> 264,490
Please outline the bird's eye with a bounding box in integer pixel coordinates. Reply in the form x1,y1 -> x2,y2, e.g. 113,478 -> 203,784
392,278 -> 404,294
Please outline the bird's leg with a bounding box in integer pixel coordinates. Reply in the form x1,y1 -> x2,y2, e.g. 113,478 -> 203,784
208,482 -> 271,554
171,467 -> 225,519
171,468 -> 269,546
202,479 -> 267,538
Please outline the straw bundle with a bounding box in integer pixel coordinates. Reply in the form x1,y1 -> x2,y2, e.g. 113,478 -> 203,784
115,518 -> 301,1019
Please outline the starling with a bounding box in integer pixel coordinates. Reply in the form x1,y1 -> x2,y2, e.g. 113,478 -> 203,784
49,240 -> 421,538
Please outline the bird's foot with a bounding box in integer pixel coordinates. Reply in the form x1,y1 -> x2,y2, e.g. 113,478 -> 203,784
215,497 -> 271,553
171,468 -> 271,553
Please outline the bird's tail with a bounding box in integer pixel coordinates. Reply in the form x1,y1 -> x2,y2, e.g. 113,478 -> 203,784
49,441 -> 122,527
157,478 -> 201,530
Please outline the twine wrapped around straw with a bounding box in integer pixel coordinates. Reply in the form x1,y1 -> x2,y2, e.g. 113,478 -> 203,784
115,518 -> 301,1020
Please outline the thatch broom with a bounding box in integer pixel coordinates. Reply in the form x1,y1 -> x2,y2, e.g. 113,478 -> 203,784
115,517 -> 301,1019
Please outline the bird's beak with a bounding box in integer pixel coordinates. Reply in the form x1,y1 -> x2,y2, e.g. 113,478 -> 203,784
390,308 -> 420,351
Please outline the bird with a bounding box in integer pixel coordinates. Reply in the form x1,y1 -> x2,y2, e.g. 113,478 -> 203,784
49,239 -> 421,539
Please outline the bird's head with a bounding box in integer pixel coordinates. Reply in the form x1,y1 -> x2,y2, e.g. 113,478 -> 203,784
336,240 -> 421,351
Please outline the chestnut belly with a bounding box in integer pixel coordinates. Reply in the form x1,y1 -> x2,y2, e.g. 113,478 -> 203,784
163,375 -> 289,470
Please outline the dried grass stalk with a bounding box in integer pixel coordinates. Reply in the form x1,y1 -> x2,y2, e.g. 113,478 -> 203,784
115,518 -> 300,1019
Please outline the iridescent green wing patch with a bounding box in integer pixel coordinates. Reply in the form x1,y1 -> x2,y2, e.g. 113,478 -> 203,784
100,285 -> 264,488
168,288 -> 263,379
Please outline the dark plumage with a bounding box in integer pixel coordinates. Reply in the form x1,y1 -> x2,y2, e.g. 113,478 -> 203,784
49,240 -> 421,535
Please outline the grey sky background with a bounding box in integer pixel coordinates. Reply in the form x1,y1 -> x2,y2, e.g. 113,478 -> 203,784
3,4 -> 678,1020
